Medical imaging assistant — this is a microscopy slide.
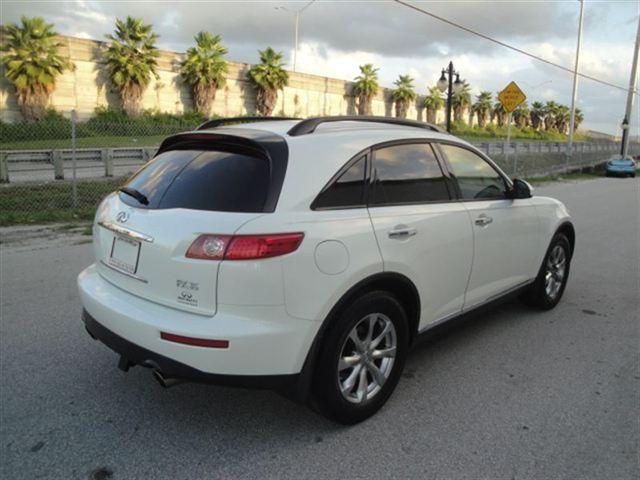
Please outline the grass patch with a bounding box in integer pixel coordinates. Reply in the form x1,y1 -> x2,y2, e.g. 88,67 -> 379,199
0,177 -> 124,226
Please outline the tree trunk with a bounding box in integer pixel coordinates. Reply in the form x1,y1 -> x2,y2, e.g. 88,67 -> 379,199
531,116 -> 540,130
496,112 -> 505,127
395,100 -> 408,119
426,107 -> 436,124
477,111 -> 486,128
358,94 -> 372,115
256,88 -> 278,116
194,83 -> 217,116
121,83 -> 144,117
17,84 -> 50,122
544,115 -> 554,131
453,106 -> 462,122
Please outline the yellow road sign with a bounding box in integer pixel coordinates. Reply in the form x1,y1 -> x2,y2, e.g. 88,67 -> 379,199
498,81 -> 526,113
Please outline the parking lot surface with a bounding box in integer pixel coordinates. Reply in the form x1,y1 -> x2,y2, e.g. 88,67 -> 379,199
1,177 -> 638,479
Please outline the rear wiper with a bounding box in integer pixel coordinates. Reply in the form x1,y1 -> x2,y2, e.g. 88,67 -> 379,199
119,187 -> 149,205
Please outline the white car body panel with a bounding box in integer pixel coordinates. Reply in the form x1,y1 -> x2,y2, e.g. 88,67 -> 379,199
461,198 -> 542,308
368,202 -> 473,329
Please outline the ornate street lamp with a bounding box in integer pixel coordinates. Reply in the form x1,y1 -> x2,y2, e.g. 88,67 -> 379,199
437,61 -> 463,133
620,117 -> 629,157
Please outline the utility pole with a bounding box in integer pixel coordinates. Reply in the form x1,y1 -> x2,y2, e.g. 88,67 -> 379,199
568,0 -> 585,154
276,0 -> 316,72
294,10 -> 299,72
621,16 -> 640,158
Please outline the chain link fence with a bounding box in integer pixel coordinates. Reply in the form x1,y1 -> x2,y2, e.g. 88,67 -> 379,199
1,111 -> 637,226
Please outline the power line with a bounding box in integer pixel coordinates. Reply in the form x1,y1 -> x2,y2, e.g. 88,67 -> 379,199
393,0 -> 636,94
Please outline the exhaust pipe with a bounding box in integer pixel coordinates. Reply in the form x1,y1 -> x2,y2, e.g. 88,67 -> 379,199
153,370 -> 184,389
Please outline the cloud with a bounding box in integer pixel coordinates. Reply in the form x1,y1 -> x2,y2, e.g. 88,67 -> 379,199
1,0 -> 637,134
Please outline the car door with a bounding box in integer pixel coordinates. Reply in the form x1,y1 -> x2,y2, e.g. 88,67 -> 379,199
437,143 -> 541,309
367,142 -> 474,330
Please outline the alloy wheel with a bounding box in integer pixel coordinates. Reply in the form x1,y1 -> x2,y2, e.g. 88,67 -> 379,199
337,313 -> 397,404
544,245 -> 566,299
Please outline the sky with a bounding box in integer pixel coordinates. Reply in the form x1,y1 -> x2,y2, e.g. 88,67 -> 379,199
2,0 -> 639,136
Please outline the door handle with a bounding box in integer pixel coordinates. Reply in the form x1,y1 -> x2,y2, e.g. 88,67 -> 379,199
475,214 -> 493,226
388,226 -> 417,239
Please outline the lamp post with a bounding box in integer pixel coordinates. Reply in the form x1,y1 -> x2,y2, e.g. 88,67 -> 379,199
437,61 -> 464,133
275,0 -> 316,72
620,117 -> 629,157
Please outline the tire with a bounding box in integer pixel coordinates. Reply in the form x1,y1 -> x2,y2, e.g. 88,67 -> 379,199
520,233 -> 571,310
312,291 -> 409,424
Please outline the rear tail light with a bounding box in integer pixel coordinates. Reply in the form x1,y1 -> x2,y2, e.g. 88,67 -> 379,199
186,233 -> 304,261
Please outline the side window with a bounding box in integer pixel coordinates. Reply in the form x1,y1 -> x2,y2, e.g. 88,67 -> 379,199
313,156 -> 366,209
439,144 -> 507,200
371,143 -> 450,205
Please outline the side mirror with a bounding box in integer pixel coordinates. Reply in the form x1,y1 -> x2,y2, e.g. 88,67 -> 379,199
509,178 -> 533,199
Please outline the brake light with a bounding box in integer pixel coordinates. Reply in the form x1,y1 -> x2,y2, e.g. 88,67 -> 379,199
186,233 -> 304,260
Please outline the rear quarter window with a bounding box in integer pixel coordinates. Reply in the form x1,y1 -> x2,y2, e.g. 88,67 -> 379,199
120,149 -> 270,212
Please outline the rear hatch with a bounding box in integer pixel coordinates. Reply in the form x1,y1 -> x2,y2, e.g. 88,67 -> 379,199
93,132 -> 287,316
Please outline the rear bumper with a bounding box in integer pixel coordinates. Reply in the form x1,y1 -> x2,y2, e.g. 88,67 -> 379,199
83,310 -> 297,389
78,263 -> 319,377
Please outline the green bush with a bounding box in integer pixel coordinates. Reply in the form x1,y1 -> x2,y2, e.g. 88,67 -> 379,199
1,107 -> 210,146
1,109 -> 72,144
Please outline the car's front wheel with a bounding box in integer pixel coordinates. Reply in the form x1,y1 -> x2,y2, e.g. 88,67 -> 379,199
312,291 -> 409,424
521,233 -> 571,310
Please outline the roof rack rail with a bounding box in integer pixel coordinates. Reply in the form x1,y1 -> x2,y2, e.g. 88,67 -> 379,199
287,116 -> 446,136
196,116 -> 300,131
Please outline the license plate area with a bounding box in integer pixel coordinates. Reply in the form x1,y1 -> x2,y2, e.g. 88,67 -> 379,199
108,235 -> 141,274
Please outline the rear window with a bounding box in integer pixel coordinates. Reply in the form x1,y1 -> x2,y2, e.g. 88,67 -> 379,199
119,149 -> 270,212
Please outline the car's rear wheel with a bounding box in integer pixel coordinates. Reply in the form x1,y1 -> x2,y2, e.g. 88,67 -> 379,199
520,233 -> 571,310
312,291 -> 409,424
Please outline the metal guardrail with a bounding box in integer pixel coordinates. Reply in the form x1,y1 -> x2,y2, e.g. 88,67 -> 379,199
1,147 -> 158,183
0,141 -> 625,184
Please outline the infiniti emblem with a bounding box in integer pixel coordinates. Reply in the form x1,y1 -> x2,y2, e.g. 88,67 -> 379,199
116,211 -> 129,223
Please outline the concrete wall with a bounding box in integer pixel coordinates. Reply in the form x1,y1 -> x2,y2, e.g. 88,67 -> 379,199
0,34 -> 451,124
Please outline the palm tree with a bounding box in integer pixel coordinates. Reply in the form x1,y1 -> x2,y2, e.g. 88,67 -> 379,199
0,16 -> 74,121
555,105 -> 570,134
247,47 -> 289,116
353,64 -> 379,115
103,16 -> 159,117
512,102 -> 530,128
472,91 -> 493,128
392,75 -> 416,119
492,100 -> 507,127
451,80 -> 471,123
544,101 -> 559,131
573,108 -> 584,132
423,86 -> 444,124
530,101 -> 545,131
180,32 -> 228,116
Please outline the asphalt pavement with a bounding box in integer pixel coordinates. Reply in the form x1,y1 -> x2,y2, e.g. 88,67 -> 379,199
1,177 -> 638,480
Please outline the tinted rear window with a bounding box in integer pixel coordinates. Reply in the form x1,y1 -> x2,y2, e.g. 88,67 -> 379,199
120,149 -> 270,212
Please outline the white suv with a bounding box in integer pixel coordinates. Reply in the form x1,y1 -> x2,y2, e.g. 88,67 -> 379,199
78,116 -> 574,424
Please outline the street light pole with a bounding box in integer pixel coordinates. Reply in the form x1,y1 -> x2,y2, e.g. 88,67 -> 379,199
621,16 -> 640,158
276,0 -> 316,72
568,0 -> 585,154
437,61 -> 462,133
293,10 -> 299,72
446,62 -> 454,132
